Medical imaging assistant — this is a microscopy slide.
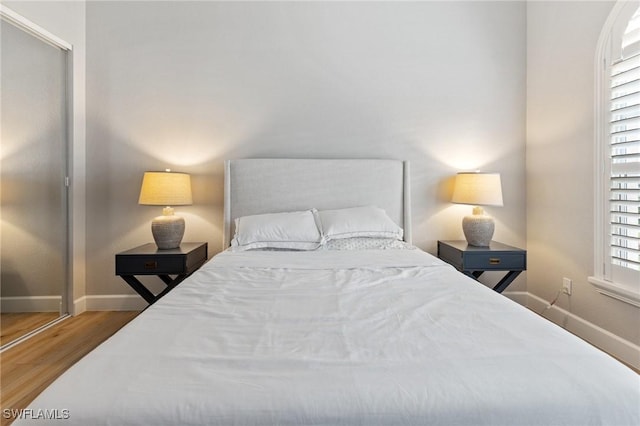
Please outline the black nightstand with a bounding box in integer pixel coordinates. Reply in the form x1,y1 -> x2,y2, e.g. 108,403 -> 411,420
116,242 -> 208,304
437,240 -> 526,293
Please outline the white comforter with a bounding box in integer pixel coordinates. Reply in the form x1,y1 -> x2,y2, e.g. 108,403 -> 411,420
17,250 -> 640,425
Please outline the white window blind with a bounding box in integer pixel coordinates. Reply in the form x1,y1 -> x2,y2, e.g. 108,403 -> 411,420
609,7 -> 640,280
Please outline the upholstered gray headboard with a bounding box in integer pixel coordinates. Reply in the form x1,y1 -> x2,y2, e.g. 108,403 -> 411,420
223,158 -> 411,247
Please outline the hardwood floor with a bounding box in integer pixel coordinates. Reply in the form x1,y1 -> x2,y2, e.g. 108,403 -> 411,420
0,313 -> 61,347
0,311 -> 139,426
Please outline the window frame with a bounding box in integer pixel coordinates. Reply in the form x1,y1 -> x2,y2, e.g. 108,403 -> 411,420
590,0 -> 640,307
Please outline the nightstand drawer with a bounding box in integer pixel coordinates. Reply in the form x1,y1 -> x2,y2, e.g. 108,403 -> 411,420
115,242 -> 208,275
116,255 -> 187,275
464,253 -> 526,270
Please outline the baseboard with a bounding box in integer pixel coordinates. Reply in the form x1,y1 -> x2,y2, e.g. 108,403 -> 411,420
0,295 -> 62,313
503,291 -> 528,306
504,290 -> 640,371
73,295 -> 87,315
2,294 -> 144,314
81,295 -> 146,311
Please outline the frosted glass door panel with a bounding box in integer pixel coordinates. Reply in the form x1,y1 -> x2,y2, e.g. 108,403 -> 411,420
1,20 -> 68,316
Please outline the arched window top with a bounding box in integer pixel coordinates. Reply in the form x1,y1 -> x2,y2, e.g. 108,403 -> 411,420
622,7 -> 640,55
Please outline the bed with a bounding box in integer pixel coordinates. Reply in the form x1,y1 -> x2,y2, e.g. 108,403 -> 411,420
16,159 -> 639,425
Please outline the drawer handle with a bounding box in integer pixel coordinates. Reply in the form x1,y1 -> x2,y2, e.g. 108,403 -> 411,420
489,258 -> 501,265
144,261 -> 157,270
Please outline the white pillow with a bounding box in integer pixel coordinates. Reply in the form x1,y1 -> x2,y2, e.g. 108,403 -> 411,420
231,210 -> 322,251
316,206 -> 403,241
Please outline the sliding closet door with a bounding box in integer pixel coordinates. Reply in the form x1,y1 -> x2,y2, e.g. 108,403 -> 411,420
1,18 -> 69,328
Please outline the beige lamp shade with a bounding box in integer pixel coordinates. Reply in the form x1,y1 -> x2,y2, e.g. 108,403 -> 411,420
138,171 -> 193,206
139,170 -> 192,250
451,172 -> 503,207
451,172 -> 503,247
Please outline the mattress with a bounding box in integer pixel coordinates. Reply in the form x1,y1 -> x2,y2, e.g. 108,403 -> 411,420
16,249 -> 640,425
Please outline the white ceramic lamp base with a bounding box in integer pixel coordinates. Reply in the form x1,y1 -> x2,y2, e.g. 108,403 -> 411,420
462,207 -> 494,247
151,213 -> 185,249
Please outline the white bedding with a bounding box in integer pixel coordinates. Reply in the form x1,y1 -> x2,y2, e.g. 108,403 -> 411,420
17,249 -> 640,425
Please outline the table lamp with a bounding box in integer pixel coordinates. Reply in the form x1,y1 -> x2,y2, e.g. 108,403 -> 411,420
451,172 -> 503,247
138,169 -> 192,249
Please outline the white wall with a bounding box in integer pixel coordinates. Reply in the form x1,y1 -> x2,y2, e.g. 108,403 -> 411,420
4,0 -> 634,368
527,0 -> 640,354
1,0 -> 87,313
3,0 -> 636,369
84,1 -> 527,302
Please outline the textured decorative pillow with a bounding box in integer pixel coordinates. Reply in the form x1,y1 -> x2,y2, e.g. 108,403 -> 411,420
322,237 -> 413,251
231,209 -> 322,251
316,206 -> 403,241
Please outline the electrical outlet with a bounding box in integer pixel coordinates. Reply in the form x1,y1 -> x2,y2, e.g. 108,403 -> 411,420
562,277 -> 572,295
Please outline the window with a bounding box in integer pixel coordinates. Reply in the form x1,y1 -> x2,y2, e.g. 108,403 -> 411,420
591,2 -> 640,306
